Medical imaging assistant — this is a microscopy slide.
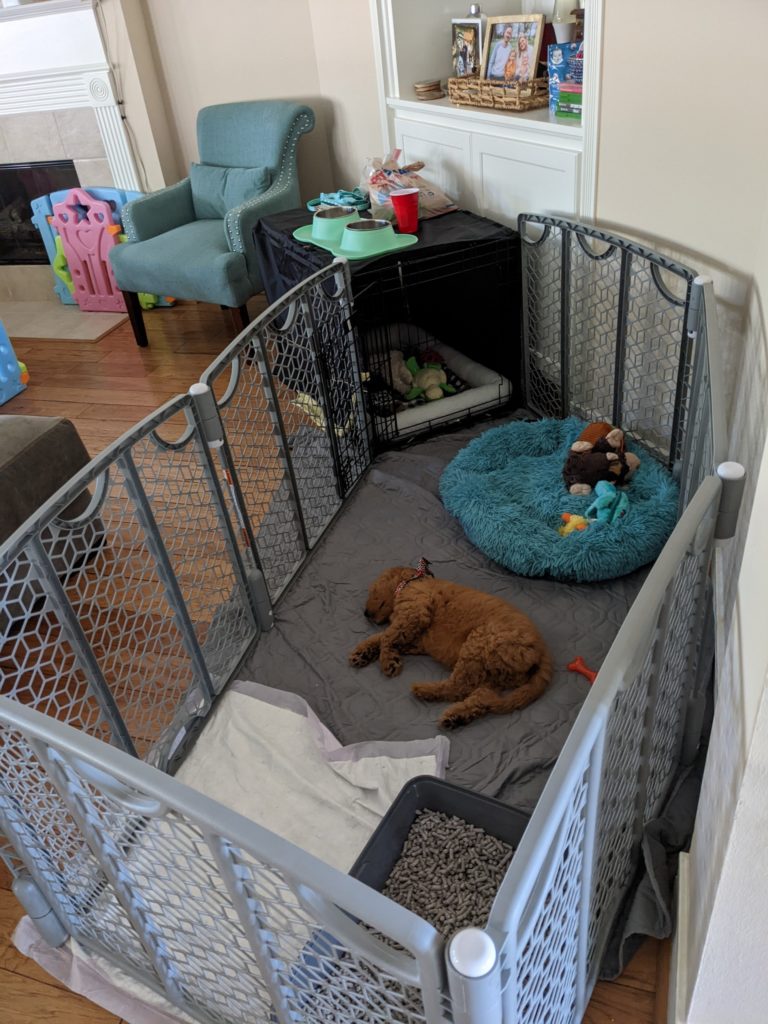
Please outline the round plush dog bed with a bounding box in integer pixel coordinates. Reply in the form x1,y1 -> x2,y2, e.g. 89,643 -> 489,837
439,417 -> 679,582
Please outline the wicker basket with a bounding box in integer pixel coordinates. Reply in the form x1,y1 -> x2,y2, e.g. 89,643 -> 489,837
447,75 -> 548,113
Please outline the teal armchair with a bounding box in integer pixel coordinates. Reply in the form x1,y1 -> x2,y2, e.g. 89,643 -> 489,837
110,100 -> 315,347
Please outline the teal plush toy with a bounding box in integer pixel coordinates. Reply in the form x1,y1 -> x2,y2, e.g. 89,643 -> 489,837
585,480 -> 629,524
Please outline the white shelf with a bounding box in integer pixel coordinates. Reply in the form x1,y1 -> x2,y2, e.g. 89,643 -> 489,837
387,95 -> 583,142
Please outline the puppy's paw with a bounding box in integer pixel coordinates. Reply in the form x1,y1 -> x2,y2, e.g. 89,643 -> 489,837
348,639 -> 378,668
439,708 -> 467,729
411,682 -> 443,702
380,651 -> 403,677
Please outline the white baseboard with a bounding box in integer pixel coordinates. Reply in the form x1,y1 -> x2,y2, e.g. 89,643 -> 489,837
668,851 -> 690,1024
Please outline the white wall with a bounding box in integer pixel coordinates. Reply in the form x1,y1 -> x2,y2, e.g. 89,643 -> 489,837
141,0 -> 336,199
596,2 -> 768,1020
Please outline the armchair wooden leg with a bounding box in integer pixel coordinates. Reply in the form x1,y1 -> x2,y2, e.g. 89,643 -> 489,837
220,305 -> 251,334
122,291 -> 149,348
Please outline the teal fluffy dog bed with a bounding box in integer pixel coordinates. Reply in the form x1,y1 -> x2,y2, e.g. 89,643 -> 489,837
439,417 -> 679,582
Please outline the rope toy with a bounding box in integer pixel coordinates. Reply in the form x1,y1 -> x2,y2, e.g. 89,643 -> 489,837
394,557 -> 434,597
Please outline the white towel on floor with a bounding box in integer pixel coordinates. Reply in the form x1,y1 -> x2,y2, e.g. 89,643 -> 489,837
177,680 -> 449,871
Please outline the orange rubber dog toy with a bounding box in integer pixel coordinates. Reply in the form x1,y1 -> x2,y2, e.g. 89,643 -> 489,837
568,656 -> 597,684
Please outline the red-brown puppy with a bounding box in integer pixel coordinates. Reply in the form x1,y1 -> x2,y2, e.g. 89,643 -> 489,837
349,567 -> 552,728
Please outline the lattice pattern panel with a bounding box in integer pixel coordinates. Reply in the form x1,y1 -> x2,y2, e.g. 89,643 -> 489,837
302,273 -> 369,497
261,320 -> 343,546
520,217 -> 698,470
621,262 -> 690,461
567,236 -> 622,423
0,553 -> 111,743
0,726 -> 153,978
131,436 -> 253,688
644,548 -> 706,822
52,461 -> 206,757
235,849 -> 428,1024
207,266 -> 369,601
679,324 -> 714,509
29,735 -> 433,1024
512,769 -> 589,1024
522,224 -> 564,418
586,643 -> 656,974
47,748 -> 277,1024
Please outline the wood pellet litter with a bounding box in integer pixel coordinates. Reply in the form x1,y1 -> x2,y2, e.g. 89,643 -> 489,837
381,809 -> 515,938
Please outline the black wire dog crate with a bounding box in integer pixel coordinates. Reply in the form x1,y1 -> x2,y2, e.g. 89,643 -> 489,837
254,211 -> 522,452
352,230 -> 522,449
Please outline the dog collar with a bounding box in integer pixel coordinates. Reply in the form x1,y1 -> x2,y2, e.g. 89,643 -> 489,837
394,557 -> 434,597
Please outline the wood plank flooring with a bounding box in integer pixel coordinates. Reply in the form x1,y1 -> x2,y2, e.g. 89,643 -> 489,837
1,302 -> 670,1023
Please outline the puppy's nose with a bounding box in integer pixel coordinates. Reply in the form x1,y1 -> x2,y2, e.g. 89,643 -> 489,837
364,609 -> 373,619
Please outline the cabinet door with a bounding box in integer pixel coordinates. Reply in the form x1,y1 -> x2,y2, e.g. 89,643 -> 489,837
471,133 -> 581,227
394,117 -> 475,210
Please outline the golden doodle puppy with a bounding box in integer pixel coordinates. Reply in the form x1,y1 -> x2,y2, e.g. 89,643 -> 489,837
349,562 -> 552,728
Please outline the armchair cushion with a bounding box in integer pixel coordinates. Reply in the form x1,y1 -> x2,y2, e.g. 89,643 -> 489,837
189,163 -> 272,219
109,219 -> 252,307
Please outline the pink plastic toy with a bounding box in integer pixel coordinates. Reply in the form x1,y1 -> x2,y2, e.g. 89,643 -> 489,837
51,189 -> 126,313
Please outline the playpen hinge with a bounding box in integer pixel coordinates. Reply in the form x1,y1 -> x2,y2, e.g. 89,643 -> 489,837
715,462 -> 746,540
12,874 -> 69,947
246,569 -> 274,631
446,929 -> 503,1024
188,383 -> 224,448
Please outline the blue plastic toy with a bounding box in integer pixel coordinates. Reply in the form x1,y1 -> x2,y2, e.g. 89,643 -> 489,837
585,480 -> 629,523
0,321 -> 26,407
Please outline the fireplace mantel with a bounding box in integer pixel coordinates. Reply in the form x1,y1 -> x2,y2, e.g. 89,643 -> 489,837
0,0 -> 140,190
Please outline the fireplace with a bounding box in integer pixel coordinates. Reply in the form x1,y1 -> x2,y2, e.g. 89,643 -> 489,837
0,160 -> 80,265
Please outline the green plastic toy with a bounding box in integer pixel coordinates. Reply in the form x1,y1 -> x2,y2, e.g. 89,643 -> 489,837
52,235 -> 75,295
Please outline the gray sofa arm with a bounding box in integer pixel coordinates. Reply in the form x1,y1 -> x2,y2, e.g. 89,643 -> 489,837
122,179 -> 196,243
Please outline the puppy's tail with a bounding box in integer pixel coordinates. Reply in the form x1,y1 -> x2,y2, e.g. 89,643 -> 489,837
524,644 -> 553,700
495,643 -> 557,716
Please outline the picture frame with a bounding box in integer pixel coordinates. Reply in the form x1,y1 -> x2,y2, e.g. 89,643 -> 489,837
481,15 -> 544,83
451,18 -> 482,78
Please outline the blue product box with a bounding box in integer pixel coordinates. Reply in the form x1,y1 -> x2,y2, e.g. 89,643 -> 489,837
548,42 -> 583,115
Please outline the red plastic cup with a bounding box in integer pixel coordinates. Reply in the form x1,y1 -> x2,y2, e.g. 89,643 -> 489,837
390,188 -> 419,233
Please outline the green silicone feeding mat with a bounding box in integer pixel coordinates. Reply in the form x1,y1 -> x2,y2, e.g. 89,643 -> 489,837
293,222 -> 418,261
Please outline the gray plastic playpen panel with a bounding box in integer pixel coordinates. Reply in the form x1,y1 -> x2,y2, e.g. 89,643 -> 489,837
0,229 -> 726,1024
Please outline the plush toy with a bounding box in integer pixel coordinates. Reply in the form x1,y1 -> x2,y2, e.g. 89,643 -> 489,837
585,480 -> 629,523
404,358 -> 457,402
569,420 -> 625,455
388,350 -> 414,396
562,421 -> 640,495
558,512 -> 590,536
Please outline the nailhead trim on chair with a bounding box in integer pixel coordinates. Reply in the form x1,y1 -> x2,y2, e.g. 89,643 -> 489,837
225,110 -> 314,251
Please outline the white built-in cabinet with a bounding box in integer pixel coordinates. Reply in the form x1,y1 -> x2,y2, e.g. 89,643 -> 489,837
371,0 -> 602,228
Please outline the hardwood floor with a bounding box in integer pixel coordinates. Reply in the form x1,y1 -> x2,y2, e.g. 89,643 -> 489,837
1,302 -> 670,1023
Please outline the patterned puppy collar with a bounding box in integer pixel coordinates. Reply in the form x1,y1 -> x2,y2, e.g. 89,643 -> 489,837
394,558 -> 434,597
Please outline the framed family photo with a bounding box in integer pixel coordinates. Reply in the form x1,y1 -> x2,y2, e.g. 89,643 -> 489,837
482,15 -> 544,82
451,18 -> 482,78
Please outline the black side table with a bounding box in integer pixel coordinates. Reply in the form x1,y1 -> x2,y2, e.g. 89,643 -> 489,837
254,209 -> 522,387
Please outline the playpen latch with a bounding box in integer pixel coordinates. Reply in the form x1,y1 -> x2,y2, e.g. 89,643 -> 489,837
12,874 -> 68,947
715,462 -> 746,540
446,928 -> 503,1024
